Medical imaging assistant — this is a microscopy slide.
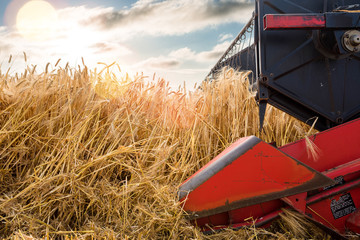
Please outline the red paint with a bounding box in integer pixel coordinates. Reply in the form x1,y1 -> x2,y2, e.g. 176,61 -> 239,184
323,158 -> 360,180
280,118 -> 360,172
264,14 -> 325,30
281,192 -> 307,213
180,136 -> 252,185
180,118 -> 360,235
306,188 -> 360,233
346,209 -> 360,233
228,200 -> 283,226
181,140 -> 316,213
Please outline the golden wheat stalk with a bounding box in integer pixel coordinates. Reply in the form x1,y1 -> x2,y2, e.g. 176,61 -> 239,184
0,63 -> 328,239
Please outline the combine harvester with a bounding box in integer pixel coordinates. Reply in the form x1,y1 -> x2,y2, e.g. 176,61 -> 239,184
179,0 -> 360,238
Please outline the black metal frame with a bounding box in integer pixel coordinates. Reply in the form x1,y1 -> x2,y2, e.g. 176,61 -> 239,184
255,0 -> 360,130
208,0 -> 360,130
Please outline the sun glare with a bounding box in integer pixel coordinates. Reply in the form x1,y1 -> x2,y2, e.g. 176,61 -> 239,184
14,0 -> 121,70
16,0 -> 58,41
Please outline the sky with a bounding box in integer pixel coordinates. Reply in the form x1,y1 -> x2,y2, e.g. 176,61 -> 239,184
0,0 -> 254,88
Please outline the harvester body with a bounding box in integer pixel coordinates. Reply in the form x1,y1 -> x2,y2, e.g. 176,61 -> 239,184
180,0 -> 360,237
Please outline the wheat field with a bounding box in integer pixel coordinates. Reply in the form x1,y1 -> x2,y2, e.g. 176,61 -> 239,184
0,61 -> 338,239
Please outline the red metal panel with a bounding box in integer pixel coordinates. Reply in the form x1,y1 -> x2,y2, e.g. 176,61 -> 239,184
323,158 -> 360,180
180,136 -> 254,186
263,14 -> 325,30
180,119 -> 360,235
193,212 -> 229,227
306,188 -> 360,233
346,209 -> 360,233
280,119 -> 360,172
281,192 -> 307,213
228,200 -> 283,226
180,137 -> 332,218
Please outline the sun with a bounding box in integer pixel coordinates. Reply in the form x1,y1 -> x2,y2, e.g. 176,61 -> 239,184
16,0 -> 58,41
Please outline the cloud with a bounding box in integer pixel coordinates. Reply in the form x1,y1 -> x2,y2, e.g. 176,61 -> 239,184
169,41 -> 231,63
131,40 -> 232,81
219,33 -> 233,42
0,0 -> 253,89
169,47 -> 196,60
90,42 -> 132,55
136,56 -> 181,70
0,5 -> 132,73
81,0 -> 253,37
0,1 -> 250,65
0,41 -> 13,52
197,41 -> 230,61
